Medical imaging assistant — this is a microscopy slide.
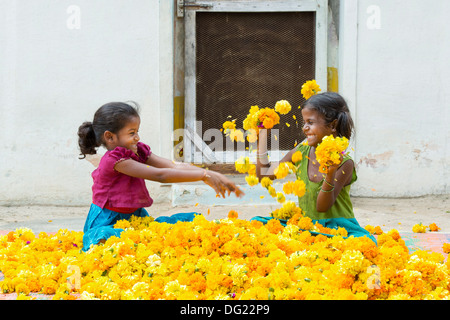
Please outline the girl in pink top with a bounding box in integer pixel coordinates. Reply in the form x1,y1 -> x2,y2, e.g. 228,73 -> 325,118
78,102 -> 243,251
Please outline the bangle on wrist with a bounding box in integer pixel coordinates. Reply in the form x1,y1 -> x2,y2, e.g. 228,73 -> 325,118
323,179 -> 334,188
256,151 -> 268,159
202,169 -> 211,180
320,186 -> 335,193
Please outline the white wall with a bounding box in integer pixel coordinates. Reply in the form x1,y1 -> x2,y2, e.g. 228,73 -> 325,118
339,0 -> 450,197
1,0 -> 449,206
0,0 -> 174,205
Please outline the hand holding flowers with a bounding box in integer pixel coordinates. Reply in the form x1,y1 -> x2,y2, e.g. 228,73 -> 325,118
315,135 -> 349,174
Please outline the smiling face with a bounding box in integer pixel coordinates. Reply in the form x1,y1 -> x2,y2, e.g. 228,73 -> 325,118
105,116 -> 141,153
301,107 -> 335,148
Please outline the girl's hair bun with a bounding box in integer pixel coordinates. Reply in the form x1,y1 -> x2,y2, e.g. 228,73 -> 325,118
77,121 -> 99,159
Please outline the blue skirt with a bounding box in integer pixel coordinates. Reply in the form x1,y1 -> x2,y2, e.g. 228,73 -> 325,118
82,204 -> 198,251
250,216 -> 377,245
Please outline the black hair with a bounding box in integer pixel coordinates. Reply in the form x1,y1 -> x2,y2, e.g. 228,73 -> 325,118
304,92 -> 354,140
77,101 -> 140,159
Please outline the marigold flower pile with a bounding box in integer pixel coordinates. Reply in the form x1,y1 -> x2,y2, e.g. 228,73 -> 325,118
1,214 -> 450,300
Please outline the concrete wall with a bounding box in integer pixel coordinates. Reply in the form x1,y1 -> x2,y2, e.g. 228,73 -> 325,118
0,0 -> 174,205
339,0 -> 450,197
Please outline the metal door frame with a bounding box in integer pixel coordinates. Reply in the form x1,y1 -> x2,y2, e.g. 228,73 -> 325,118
183,0 -> 328,164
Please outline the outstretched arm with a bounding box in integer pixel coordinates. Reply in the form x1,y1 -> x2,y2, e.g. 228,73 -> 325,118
114,154 -> 244,198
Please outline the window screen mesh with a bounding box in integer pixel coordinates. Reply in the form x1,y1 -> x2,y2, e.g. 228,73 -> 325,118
196,11 -> 315,154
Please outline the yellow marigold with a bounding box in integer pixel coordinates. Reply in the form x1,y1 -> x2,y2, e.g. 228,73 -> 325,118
274,162 -> 290,180
260,177 -> 273,189
246,129 -> 258,143
247,164 -> 256,176
276,192 -> 286,204
282,181 -> 293,194
291,151 -> 303,164
412,223 -> 427,233
267,186 -> 277,197
243,111 -> 260,131
301,79 -> 321,100
235,156 -> 251,173
249,105 -> 259,114
114,219 -> 131,230
245,175 -> 259,187
282,180 -> 306,198
13,228 -> 35,243
222,120 -> 236,131
335,250 -> 367,276
274,100 -> 292,115
364,225 -> 375,234
16,293 -> 35,300
315,135 -> 349,173
297,216 -> 313,230
271,201 -> 302,220
229,129 -> 245,142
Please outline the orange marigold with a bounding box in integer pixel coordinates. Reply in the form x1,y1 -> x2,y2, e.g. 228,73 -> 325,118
266,219 -> 284,234
374,226 -> 384,235
429,223 -> 440,232
228,210 -> 239,219
443,243 -> 450,254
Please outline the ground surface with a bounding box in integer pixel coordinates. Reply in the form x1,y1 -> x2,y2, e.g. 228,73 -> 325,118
0,195 -> 449,234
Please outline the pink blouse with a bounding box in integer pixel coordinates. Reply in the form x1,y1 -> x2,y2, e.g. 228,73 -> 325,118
91,142 -> 153,210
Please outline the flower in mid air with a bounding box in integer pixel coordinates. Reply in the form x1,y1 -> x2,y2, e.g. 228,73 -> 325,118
229,129 -> 245,143
222,120 -> 236,131
246,129 -> 258,143
301,80 -> 321,100
291,151 -> 303,164
274,100 -> 292,115
260,177 -> 273,189
245,175 -> 259,187
282,180 -> 306,198
274,162 -> 291,180
235,156 -> 252,173
276,192 -> 286,204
